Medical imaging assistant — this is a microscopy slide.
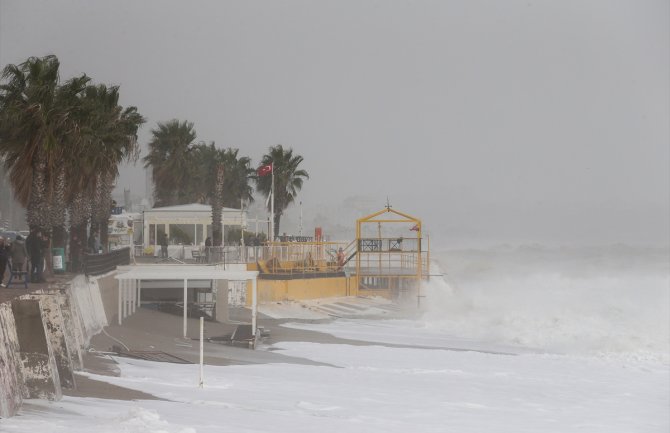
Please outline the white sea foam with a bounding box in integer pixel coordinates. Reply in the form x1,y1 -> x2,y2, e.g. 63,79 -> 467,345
421,247 -> 670,361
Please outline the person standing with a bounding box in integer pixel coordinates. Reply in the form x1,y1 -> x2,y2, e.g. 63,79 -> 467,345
336,247 -> 345,270
205,236 -> 212,263
26,229 -> 44,283
0,237 -> 8,287
160,232 -> 168,258
8,234 -> 27,284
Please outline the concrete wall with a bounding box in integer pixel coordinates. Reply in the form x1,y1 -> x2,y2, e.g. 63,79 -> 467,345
11,299 -> 62,401
0,302 -> 24,418
70,274 -> 109,343
0,272 -> 112,418
25,294 -> 75,389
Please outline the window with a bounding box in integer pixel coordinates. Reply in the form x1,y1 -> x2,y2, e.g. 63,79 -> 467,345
169,224 -> 195,245
196,224 -> 204,245
150,224 -> 166,245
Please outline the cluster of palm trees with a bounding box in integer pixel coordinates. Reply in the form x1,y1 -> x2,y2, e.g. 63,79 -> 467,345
143,119 -> 309,244
0,54 -> 310,267
0,55 -> 144,259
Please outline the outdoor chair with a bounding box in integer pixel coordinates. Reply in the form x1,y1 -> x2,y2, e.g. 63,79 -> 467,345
191,248 -> 205,263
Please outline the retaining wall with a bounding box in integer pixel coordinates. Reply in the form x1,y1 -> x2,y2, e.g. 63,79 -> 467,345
0,302 -> 23,418
251,275 -> 358,305
0,274 -> 111,418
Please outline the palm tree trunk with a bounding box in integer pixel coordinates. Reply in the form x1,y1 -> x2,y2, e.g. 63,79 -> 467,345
99,218 -> 109,252
50,167 -> 67,249
52,226 -> 66,253
211,163 -> 224,246
89,220 -> 99,252
87,172 -> 104,251
69,191 -> 91,227
94,171 -> 114,252
274,213 -> 281,241
69,189 -> 92,258
27,154 -> 50,230
68,222 -> 86,273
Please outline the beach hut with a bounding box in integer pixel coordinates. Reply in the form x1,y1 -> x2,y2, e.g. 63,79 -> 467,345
142,203 -> 247,252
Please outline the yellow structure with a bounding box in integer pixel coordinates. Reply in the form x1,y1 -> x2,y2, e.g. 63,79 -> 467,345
251,276 -> 359,305
355,205 -> 429,299
249,204 -> 429,304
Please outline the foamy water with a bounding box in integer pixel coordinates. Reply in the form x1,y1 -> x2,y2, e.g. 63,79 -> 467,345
421,247 -> 670,361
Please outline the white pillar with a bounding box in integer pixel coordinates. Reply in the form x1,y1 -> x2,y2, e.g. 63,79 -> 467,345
137,279 -> 142,308
128,279 -> 133,315
133,280 -> 140,313
131,279 -> 136,314
122,279 -> 127,320
118,279 -> 123,325
183,278 -> 188,338
199,316 -> 204,388
128,279 -> 133,314
251,278 -> 257,337
126,279 -> 131,317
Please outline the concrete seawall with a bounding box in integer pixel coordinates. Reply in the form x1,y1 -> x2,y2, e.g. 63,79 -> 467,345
0,273 -> 113,418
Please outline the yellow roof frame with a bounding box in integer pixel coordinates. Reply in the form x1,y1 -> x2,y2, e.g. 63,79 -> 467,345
356,207 -> 421,226
355,206 -> 425,290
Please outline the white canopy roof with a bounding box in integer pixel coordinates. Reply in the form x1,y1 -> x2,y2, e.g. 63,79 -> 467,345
115,265 -> 257,281
145,203 -> 241,213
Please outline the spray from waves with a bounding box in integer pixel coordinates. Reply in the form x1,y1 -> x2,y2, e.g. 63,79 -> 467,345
420,255 -> 670,362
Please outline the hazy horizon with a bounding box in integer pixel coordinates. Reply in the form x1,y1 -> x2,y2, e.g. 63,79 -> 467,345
1,0 -> 668,247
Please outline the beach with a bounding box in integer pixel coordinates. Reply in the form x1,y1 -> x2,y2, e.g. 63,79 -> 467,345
1,294 -> 667,433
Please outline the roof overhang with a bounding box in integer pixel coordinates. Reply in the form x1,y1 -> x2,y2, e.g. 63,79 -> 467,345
115,265 -> 258,281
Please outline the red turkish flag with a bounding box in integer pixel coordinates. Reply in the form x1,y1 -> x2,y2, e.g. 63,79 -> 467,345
257,163 -> 273,177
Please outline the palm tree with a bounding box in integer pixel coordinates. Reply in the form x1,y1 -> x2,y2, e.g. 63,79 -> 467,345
74,84 -> 144,250
221,148 -> 255,208
183,142 -> 217,204
143,120 -> 197,206
1,55 -> 144,265
0,55 -> 88,233
189,144 -> 255,245
49,75 -> 91,247
256,145 -> 309,239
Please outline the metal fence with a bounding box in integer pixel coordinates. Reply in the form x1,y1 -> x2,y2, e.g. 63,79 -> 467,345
179,243 -> 351,266
135,239 -> 428,276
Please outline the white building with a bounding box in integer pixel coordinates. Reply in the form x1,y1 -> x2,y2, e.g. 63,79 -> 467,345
142,203 -> 247,249
108,212 -> 142,250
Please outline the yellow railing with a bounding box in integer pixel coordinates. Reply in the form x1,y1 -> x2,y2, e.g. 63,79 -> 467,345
262,241 -> 350,263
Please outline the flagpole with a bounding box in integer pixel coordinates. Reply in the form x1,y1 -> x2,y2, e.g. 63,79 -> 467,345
270,165 -> 275,242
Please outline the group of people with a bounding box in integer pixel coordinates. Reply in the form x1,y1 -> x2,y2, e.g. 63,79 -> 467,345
0,229 -> 48,287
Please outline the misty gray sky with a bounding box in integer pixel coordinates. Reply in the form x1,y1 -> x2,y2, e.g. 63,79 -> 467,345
1,0 -> 668,247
